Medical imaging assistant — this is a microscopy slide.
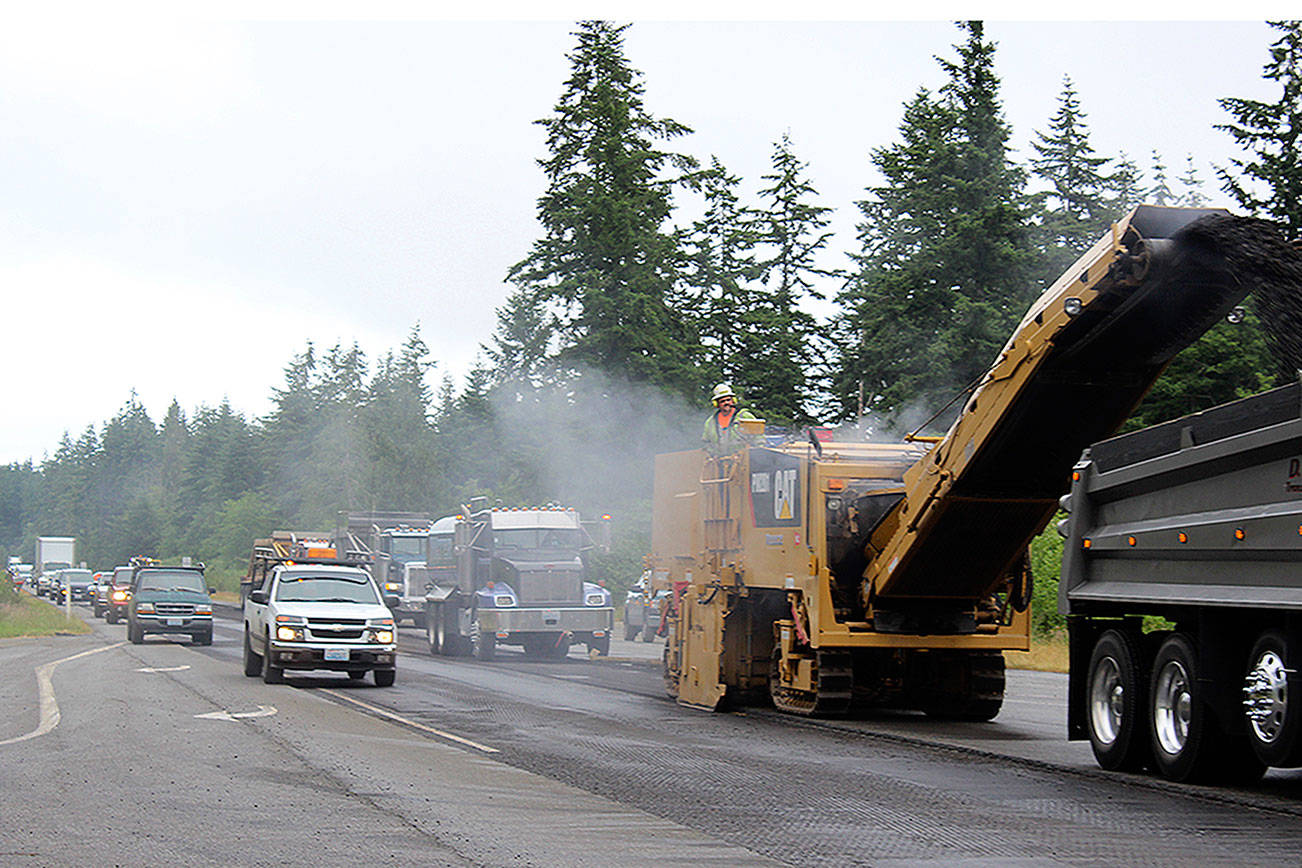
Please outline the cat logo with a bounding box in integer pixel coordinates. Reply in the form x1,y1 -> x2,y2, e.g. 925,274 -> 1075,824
774,469 -> 797,521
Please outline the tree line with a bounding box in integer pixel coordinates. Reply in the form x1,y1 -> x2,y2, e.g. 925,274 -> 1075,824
3,20 -> 1300,597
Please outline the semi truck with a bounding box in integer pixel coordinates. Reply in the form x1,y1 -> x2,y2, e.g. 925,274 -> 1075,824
1060,379 -> 1302,784
422,502 -> 614,661
334,511 -> 434,628
652,205 -> 1300,721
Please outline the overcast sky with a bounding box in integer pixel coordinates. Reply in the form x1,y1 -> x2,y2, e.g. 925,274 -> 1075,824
0,12 -> 1283,463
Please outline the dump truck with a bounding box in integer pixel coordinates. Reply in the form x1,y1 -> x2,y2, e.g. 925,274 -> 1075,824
334,511 -> 434,627
653,205 -> 1299,720
1060,378 -> 1302,784
423,502 -> 614,661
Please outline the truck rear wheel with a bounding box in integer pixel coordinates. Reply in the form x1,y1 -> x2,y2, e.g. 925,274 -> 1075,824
472,623 -> 495,661
1086,629 -> 1150,771
1149,633 -> 1264,783
1243,629 -> 1302,768
426,606 -> 441,655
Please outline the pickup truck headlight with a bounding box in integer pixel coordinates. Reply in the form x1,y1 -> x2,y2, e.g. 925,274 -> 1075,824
370,629 -> 394,644
195,604 -> 212,615
136,602 -> 155,614
366,617 -> 395,627
111,589 -> 129,602
384,582 -> 402,592
276,625 -> 304,641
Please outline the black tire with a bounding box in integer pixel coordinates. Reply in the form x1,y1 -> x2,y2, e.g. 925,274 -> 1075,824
348,670 -> 366,681
373,668 -> 396,687
242,629 -> 262,677
919,652 -> 1005,721
261,634 -> 285,684
193,630 -> 213,647
472,623 -> 495,661
1086,629 -> 1151,771
128,621 -> 143,645
1243,629 -> 1302,768
1149,632 -> 1265,783
590,634 -> 611,657
641,622 -> 659,643
106,608 -> 119,625
624,623 -> 638,641
545,634 -> 571,661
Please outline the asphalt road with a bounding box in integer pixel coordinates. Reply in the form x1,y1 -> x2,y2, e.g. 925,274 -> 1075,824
5,595 -> 1302,866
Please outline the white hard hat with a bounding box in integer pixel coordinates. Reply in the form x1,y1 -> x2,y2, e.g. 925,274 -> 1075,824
711,383 -> 736,404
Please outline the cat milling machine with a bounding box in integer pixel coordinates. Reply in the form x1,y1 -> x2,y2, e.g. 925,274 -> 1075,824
653,205 -> 1273,718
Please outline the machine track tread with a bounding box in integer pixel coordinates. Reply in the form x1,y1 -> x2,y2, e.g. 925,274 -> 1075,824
771,650 -> 853,717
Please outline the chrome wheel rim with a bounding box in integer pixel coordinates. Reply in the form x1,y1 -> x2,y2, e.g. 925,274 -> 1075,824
1244,649 -> 1288,744
1089,655 -> 1124,745
1154,658 -> 1192,756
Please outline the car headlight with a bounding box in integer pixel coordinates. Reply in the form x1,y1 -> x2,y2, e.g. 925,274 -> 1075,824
366,617 -> 395,628
276,625 -> 304,641
136,602 -> 155,614
195,604 -> 212,615
371,630 -> 394,644
111,590 -> 128,601
384,582 -> 401,592
493,595 -> 517,607
585,593 -> 607,606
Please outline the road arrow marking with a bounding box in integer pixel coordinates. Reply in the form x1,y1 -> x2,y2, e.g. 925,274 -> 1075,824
194,705 -> 277,722
136,665 -> 191,673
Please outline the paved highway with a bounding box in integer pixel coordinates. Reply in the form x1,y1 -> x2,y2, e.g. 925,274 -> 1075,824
4,596 -> 1302,865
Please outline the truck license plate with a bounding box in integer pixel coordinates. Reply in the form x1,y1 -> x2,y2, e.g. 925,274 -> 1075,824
165,618 -> 182,626
324,648 -> 349,661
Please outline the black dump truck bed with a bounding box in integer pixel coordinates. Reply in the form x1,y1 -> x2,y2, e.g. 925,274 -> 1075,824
1060,381 -> 1302,614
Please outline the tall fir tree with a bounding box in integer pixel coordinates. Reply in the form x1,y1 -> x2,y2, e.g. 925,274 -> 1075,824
1147,150 -> 1175,205
507,20 -> 701,396
1177,154 -> 1210,207
750,133 -> 839,424
1217,20 -> 1302,237
834,22 -> 1032,423
1030,76 -> 1116,273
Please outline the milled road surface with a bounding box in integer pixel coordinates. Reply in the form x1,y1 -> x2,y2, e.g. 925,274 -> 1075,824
5,595 -> 1302,866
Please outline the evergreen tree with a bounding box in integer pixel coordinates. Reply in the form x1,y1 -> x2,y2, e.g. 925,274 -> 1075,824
679,156 -> 761,387
1148,150 -> 1175,205
750,134 -> 840,424
484,287 -> 554,388
1178,154 -> 1210,207
834,22 -> 1032,423
508,20 -> 700,395
1030,76 -> 1117,274
1217,20 -> 1302,237
1108,151 -> 1145,211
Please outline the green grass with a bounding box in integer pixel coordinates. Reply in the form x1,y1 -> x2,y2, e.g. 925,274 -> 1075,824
0,590 -> 92,639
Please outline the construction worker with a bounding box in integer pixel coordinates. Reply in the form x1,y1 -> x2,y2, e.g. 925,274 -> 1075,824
702,383 -> 757,454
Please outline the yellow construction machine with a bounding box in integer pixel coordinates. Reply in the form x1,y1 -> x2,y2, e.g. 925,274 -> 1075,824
653,205 -> 1276,719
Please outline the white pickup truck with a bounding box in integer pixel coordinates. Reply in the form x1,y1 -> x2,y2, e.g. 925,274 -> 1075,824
241,563 -> 399,686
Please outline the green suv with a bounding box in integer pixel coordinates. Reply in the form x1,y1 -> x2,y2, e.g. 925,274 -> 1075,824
127,565 -> 214,645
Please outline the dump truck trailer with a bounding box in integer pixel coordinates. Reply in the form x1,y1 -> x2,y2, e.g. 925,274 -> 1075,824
653,205 -> 1300,719
1061,380 -> 1302,784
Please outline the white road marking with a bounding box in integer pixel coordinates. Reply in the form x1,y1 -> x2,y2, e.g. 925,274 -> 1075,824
194,705 -> 277,721
320,688 -> 499,754
136,665 -> 191,673
0,642 -> 127,746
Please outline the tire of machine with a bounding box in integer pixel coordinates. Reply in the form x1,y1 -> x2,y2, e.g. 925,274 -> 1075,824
919,651 -> 1005,722
471,622 -> 496,661
1085,629 -> 1151,771
624,623 -> 638,641
1242,629 -> 1302,768
373,668 -> 396,687
1148,632 -> 1265,783
546,633 -> 572,660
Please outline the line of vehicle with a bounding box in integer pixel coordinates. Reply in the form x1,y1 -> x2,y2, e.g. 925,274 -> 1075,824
0,641 -> 126,746
318,688 -> 500,754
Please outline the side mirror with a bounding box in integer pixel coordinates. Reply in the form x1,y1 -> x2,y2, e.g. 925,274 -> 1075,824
249,590 -> 269,605
384,594 -> 401,610
208,587 -> 216,595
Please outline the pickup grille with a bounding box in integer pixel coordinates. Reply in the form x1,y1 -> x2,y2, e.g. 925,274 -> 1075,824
306,619 -> 366,641
156,602 -> 195,617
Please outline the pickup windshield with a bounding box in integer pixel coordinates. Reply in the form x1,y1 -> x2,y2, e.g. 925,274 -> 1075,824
136,570 -> 206,593
275,574 -> 381,604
